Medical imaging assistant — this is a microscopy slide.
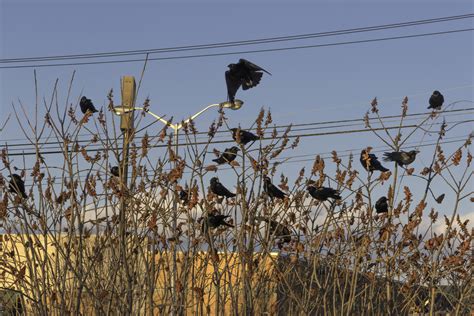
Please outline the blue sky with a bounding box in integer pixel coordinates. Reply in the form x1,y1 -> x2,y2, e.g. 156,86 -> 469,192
0,0 -> 473,227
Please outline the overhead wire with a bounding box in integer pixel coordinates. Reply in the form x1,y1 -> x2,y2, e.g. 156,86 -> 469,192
1,28 -> 473,69
1,13 -> 472,64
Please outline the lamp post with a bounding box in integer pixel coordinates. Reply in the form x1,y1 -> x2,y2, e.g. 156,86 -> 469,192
113,99 -> 243,314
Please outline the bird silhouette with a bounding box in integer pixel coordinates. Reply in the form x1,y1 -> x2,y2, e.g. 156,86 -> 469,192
360,149 -> 389,173
80,96 -> 98,114
383,150 -> 419,167
263,176 -> 287,200
8,174 -> 27,198
375,196 -> 388,214
428,90 -> 444,110
179,189 -> 189,204
201,211 -> 234,232
212,146 -> 239,165
256,216 -> 292,244
225,59 -> 271,103
110,166 -> 119,177
210,177 -> 236,198
231,128 -> 259,145
307,185 -> 341,201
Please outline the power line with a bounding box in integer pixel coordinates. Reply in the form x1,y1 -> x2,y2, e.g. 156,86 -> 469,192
1,14 -> 472,64
2,107 -> 473,152
1,28 -> 472,70
4,118 -> 472,158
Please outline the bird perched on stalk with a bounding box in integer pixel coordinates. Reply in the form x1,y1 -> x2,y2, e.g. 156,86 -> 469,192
428,90 -> 444,110
200,211 -> 234,233
210,177 -> 236,198
179,189 -> 189,205
383,150 -> 419,167
263,176 -> 287,200
375,196 -> 388,214
110,166 -> 119,177
8,174 -> 27,198
231,128 -> 259,145
307,184 -> 341,202
212,146 -> 239,165
256,216 -> 292,244
225,58 -> 271,103
80,96 -> 98,114
360,149 -> 389,173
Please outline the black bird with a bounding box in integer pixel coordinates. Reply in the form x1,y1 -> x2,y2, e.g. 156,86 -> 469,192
225,59 -> 271,103
257,217 -> 292,244
179,189 -> 189,204
360,149 -> 389,173
8,174 -> 27,198
210,177 -> 236,198
428,90 -> 444,110
231,128 -> 259,145
375,196 -> 388,214
263,176 -> 287,200
383,150 -> 419,167
110,166 -> 119,177
307,185 -> 341,201
201,212 -> 234,232
212,146 -> 239,165
79,96 -> 98,114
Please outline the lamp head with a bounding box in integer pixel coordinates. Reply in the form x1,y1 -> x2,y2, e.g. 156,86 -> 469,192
219,99 -> 243,110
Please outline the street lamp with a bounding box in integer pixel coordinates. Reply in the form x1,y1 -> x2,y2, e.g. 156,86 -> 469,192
112,98 -> 243,314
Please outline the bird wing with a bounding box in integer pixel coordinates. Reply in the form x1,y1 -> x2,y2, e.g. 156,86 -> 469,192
225,70 -> 241,102
241,72 -> 263,90
240,59 -> 272,75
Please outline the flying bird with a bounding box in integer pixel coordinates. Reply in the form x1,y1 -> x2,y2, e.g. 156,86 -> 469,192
428,90 -> 444,110
210,177 -> 236,198
200,212 -> 234,232
383,150 -> 419,167
225,58 -> 271,103
110,166 -> 119,177
80,96 -> 98,114
307,185 -> 341,202
9,174 -> 27,198
360,149 -> 389,173
231,128 -> 259,145
263,176 -> 287,200
375,196 -> 388,214
212,146 -> 239,165
256,217 -> 292,244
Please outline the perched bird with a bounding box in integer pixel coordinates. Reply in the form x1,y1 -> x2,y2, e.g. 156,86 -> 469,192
263,176 -> 287,200
212,146 -> 239,165
79,96 -> 98,114
231,128 -> 259,145
110,166 -> 119,177
210,177 -> 236,198
360,149 -> 389,173
9,174 -> 27,198
383,150 -> 419,167
201,212 -> 234,232
307,185 -> 341,201
225,58 -> 271,103
256,217 -> 291,244
428,90 -> 444,110
375,196 -> 388,214
179,189 -> 189,204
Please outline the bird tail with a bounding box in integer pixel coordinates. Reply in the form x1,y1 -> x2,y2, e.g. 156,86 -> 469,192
227,192 -> 236,198
379,166 -> 389,172
223,222 -> 234,228
383,152 -> 395,162
212,158 -> 223,164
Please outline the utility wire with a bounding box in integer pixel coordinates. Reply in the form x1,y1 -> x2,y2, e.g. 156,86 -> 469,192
2,107 -> 472,152
1,28 -> 472,69
1,14 -> 472,64
4,119 -> 473,157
